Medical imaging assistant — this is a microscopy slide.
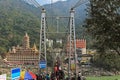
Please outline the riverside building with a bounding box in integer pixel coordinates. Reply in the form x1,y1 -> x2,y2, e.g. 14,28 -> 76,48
5,33 -> 39,66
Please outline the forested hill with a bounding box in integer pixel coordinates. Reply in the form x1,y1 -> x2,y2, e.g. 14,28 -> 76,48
0,0 -> 41,54
0,0 -> 87,55
44,0 -> 87,25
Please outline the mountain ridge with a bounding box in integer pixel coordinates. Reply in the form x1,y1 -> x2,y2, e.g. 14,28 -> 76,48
0,0 -> 87,54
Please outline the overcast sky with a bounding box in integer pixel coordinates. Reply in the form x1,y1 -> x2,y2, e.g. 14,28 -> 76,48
36,0 -> 66,5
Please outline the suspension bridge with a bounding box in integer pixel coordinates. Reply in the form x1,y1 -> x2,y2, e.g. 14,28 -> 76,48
21,0 -> 87,79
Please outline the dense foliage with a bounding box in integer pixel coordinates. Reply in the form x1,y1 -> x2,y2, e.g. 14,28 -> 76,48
86,0 -> 120,71
92,52 -> 120,71
85,0 -> 120,55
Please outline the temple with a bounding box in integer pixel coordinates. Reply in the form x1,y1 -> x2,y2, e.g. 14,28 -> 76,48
5,33 -> 39,66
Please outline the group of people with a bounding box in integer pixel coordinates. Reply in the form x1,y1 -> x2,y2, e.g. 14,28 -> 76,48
36,61 -> 65,80
35,60 -> 86,80
36,70 -> 64,80
36,72 -> 85,80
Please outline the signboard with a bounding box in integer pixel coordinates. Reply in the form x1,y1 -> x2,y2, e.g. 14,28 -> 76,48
0,74 -> 6,80
39,61 -> 46,69
71,60 -> 75,70
71,63 -> 75,70
11,68 -> 20,80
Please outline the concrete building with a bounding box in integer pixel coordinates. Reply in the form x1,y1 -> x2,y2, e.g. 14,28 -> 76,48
66,39 -> 86,56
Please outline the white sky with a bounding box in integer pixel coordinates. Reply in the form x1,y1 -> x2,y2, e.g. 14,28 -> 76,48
36,0 -> 67,5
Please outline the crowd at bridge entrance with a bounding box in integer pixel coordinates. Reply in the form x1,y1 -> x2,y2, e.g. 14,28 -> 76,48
35,60 -> 86,80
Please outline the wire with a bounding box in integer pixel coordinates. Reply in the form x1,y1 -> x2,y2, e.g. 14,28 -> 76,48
24,0 -> 37,7
72,0 -> 88,9
24,0 -> 33,5
34,0 -> 44,9
27,0 -> 44,10
30,0 -> 39,7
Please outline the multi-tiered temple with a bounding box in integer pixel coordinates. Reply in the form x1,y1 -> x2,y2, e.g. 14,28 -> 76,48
5,33 -> 39,66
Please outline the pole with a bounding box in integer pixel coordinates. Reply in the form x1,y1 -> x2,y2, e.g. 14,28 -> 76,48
56,17 -> 59,33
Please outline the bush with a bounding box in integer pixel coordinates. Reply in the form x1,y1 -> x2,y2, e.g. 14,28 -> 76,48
92,51 -> 120,71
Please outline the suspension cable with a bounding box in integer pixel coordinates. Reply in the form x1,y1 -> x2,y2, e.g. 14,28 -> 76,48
72,0 -> 88,9
25,0 -> 43,10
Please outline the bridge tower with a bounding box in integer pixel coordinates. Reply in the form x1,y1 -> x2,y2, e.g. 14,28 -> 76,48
39,8 -> 47,72
68,8 -> 77,79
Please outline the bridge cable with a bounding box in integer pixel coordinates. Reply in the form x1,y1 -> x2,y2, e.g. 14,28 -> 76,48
72,0 -> 88,9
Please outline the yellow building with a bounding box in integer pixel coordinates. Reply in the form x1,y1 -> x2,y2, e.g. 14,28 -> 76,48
5,33 -> 39,66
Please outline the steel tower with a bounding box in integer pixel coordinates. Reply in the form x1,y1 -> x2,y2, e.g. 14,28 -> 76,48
68,8 -> 77,79
39,8 -> 47,72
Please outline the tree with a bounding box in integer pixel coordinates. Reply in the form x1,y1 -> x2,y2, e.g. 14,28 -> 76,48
85,0 -> 120,55
92,51 -> 120,71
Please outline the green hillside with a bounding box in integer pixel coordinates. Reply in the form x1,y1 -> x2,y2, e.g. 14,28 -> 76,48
0,0 -> 41,55
0,0 -> 88,56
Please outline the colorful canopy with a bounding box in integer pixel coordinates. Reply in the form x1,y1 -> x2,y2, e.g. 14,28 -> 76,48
20,71 -> 36,80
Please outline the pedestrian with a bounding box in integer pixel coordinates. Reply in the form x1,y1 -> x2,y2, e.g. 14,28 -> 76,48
46,73 -> 50,80
77,72 -> 81,80
59,70 -> 65,80
50,72 -> 56,80
82,76 -> 86,80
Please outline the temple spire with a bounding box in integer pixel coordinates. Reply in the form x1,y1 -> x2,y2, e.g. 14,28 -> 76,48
23,32 -> 30,48
32,43 -> 38,52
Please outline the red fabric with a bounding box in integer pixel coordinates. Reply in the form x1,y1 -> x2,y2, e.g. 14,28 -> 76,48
29,71 -> 37,79
54,66 -> 58,72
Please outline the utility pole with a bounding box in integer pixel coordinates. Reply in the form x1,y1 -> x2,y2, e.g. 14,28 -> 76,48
56,17 -> 59,33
